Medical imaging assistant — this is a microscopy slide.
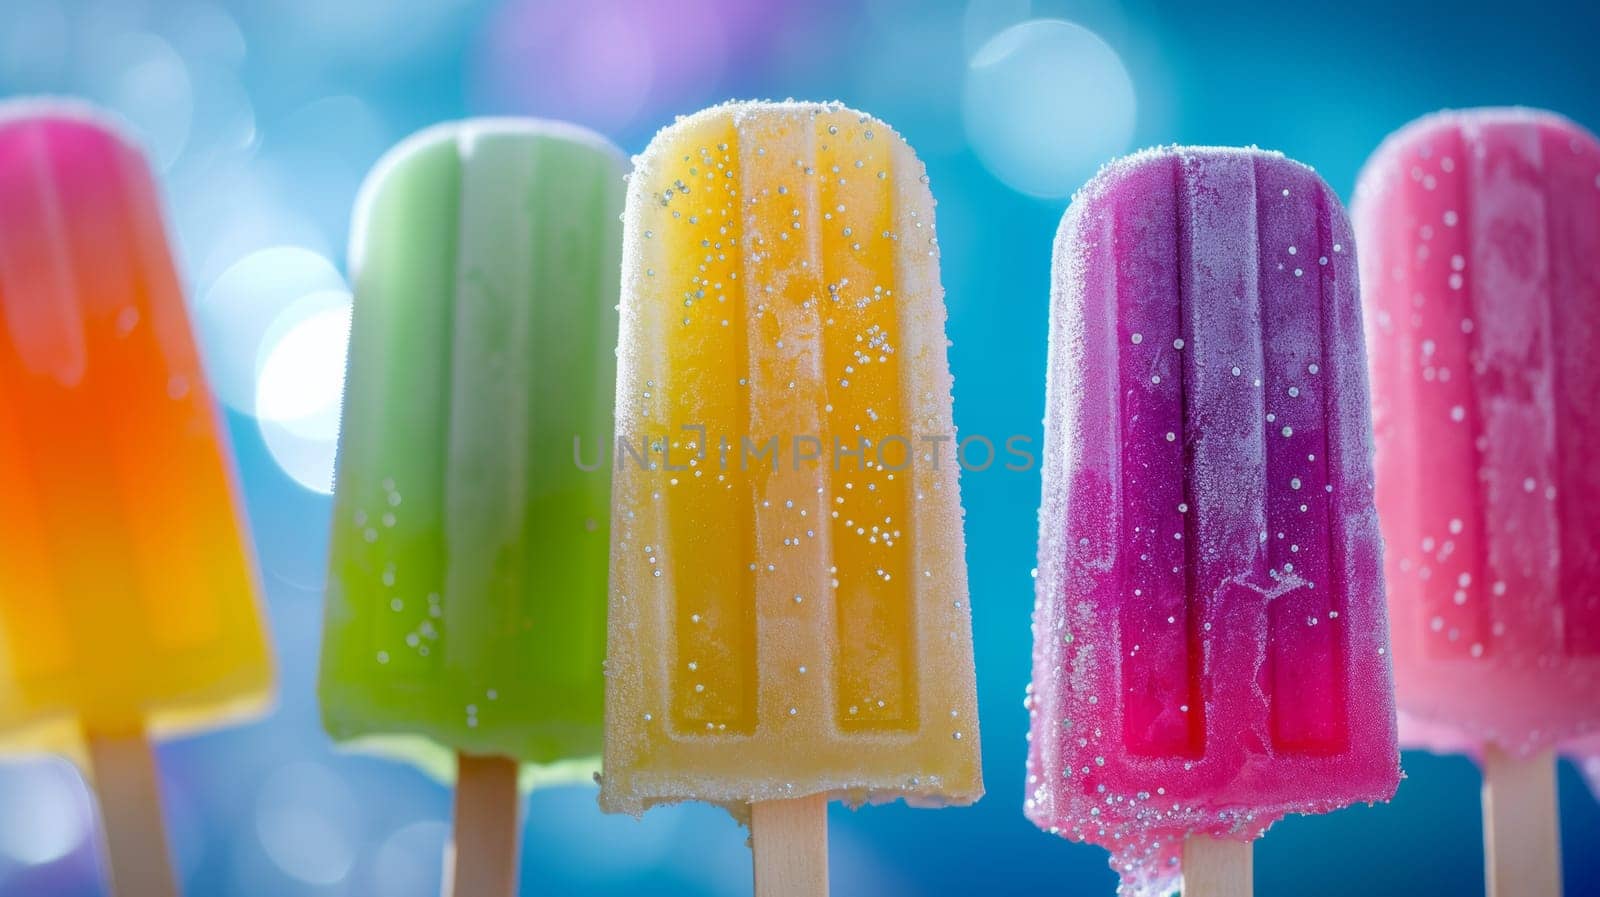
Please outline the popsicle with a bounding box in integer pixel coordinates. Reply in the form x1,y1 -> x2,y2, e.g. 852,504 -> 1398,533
1355,107 -> 1600,897
0,101 -> 272,897
1026,146 -> 1400,897
319,118 -> 625,897
600,101 -> 981,895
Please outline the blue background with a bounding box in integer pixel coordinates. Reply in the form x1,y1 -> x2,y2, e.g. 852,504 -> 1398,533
1,0 -> 1598,895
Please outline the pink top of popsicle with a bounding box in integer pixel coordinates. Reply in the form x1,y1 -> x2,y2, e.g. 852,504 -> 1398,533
1028,146 -> 1399,896
1356,108 -> 1600,759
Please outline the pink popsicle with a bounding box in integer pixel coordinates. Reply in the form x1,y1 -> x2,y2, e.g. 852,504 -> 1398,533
1027,146 -> 1400,896
1356,107 -> 1600,897
1356,107 -> 1600,758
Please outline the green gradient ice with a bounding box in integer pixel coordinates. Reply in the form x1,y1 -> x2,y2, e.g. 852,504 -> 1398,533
318,120 -> 625,782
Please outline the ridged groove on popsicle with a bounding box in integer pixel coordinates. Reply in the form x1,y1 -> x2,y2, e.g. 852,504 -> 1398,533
817,112 -> 918,731
321,120 -> 624,771
1027,146 -> 1396,897
646,112 -> 760,736
0,108 -> 270,740
603,101 -> 979,813
1357,108 -> 1600,754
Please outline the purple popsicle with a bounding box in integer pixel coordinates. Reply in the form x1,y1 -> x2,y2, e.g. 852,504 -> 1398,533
1025,146 -> 1400,896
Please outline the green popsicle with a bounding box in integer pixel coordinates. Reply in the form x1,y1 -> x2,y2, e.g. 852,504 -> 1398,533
318,119 -> 624,814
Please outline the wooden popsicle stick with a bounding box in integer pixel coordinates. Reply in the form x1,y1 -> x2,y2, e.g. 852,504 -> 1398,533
751,794 -> 829,897
448,752 -> 521,897
1182,834 -> 1251,897
1482,746 -> 1561,897
85,728 -> 180,897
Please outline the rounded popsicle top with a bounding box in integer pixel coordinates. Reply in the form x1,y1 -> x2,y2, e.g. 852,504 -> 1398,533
632,99 -> 922,172
1353,107 -> 1599,217
623,99 -> 933,254
0,96 -> 194,389
0,96 -> 146,153
1063,144 -> 1315,207
608,97 -> 934,398
1053,145 -> 1352,336
349,117 -> 627,276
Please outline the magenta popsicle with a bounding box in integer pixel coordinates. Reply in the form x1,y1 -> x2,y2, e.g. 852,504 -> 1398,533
1026,146 -> 1400,896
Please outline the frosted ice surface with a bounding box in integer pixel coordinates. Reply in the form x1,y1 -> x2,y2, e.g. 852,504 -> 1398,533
1028,146 -> 1399,897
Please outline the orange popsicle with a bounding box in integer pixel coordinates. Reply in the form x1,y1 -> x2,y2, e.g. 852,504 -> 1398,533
0,101 -> 271,897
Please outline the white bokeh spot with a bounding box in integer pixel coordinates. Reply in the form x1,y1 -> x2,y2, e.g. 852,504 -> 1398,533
963,19 -> 1137,198
255,294 -> 351,495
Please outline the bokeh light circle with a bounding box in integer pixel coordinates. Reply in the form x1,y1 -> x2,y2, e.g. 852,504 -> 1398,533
477,0 -> 656,132
253,761 -> 359,886
475,0 -> 729,133
0,760 -> 92,867
165,2 -> 248,68
962,19 -> 1136,198
371,820 -> 448,897
195,247 -> 346,416
256,292 -> 349,433
1581,753 -> 1600,798
93,32 -> 194,170
267,0 -> 471,61
523,786 -> 680,881
255,295 -> 351,495
182,61 -> 256,160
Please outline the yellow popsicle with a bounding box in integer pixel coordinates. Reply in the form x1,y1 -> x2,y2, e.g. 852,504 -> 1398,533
601,101 -> 980,816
